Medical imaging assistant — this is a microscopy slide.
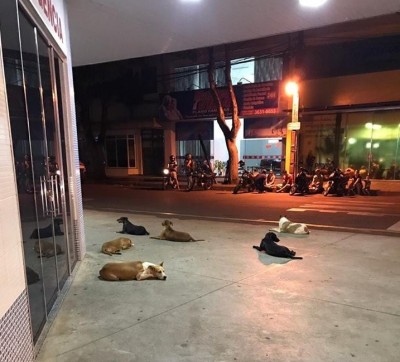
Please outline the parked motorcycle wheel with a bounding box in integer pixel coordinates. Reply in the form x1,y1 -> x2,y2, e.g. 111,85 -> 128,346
163,177 -> 178,190
170,178 -> 178,189
186,177 -> 195,191
247,184 -> 255,193
203,178 -> 213,190
233,184 -> 242,194
289,185 -> 297,195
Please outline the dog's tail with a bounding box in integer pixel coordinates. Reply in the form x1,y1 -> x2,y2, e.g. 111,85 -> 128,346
252,245 -> 262,251
290,256 -> 303,259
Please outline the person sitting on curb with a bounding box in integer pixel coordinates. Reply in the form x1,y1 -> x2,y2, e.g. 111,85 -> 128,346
265,169 -> 276,192
276,170 -> 293,193
254,169 -> 267,193
309,168 -> 324,194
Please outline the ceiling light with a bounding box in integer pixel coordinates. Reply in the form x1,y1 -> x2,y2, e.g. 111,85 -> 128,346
299,0 -> 328,7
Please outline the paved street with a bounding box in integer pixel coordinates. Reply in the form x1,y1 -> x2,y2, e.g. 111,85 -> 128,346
82,184 -> 400,234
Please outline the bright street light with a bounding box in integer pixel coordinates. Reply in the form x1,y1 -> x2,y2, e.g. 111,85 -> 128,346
285,81 -> 299,96
285,81 -> 300,177
286,81 -> 299,123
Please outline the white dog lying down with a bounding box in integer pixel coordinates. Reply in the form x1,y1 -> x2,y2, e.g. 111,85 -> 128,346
270,216 -> 309,235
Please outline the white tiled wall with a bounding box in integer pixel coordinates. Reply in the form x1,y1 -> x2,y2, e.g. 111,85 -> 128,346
0,49 -> 26,319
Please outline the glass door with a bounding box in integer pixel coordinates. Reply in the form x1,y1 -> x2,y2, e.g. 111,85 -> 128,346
0,2 -> 75,342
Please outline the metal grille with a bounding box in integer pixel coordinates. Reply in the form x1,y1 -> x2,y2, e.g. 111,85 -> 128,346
0,291 -> 34,361
73,218 -> 81,259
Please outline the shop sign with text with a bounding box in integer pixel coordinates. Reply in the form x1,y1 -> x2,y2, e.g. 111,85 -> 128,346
159,81 -> 280,121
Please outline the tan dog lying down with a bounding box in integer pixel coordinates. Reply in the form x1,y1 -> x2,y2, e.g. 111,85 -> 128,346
150,220 -> 203,242
99,261 -> 166,281
270,216 -> 310,235
101,237 -> 133,256
34,240 -> 63,258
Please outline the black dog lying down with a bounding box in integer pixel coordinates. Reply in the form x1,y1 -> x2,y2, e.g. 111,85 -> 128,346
30,218 -> 64,239
26,266 -> 40,285
117,217 -> 149,235
253,232 -> 303,259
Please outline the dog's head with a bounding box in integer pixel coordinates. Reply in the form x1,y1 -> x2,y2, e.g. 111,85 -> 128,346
117,217 -> 128,223
148,262 -> 167,280
119,237 -> 133,247
162,220 -> 173,228
296,224 -> 309,235
265,232 -> 280,242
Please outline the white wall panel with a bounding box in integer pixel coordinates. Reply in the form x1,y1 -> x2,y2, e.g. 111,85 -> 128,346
0,45 -> 25,318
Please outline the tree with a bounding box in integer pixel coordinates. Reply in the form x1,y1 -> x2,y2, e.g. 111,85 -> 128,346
207,46 -> 241,183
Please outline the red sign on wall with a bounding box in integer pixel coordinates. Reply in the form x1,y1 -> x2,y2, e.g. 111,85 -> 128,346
160,81 -> 280,121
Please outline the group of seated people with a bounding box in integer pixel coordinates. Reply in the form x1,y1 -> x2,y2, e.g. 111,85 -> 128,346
344,168 -> 372,195
252,166 -> 371,195
253,169 -> 293,193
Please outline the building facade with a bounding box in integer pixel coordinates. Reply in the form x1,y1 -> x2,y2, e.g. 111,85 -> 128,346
0,0 -> 84,359
74,14 -> 400,181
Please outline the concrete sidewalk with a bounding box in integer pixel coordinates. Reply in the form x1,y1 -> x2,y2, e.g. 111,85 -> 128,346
36,210 -> 400,362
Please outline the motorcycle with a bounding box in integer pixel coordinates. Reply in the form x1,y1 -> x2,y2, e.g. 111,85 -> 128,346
289,168 -> 311,196
163,168 -> 179,190
233,169 -> 256,194
186,165 -> 216,191
323,168 -> 348,196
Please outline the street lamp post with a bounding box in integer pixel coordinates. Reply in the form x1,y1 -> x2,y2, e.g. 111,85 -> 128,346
285,81 -> 300,178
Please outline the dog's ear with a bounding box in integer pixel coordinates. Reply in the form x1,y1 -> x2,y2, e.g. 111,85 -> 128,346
272,232 -> 280,242
159,261 -> 164,267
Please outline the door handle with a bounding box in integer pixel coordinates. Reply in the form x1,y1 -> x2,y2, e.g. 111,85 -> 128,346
40,175 -> 61,216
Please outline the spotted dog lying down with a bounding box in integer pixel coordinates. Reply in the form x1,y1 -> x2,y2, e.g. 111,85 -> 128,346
99,261 -> 167,281
270,216 -> 309,235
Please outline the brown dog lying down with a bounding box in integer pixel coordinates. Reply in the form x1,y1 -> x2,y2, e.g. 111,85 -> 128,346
101,237 -> 133,256
34,240 -> 63,258
150,220 -> 203,242
99,261 -> 166,281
